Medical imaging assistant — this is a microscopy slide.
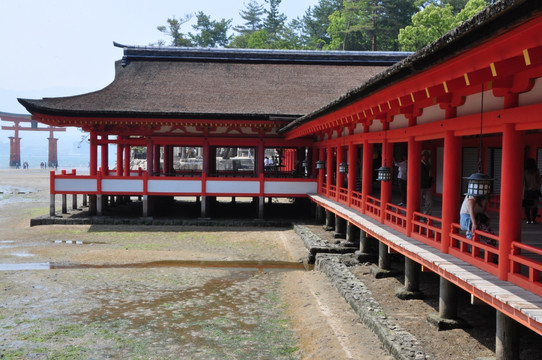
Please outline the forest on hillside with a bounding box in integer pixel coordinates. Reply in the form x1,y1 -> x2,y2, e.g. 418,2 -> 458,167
155,0 -> 495,52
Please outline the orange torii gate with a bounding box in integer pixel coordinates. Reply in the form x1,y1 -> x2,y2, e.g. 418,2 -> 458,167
0,111 -> 66,168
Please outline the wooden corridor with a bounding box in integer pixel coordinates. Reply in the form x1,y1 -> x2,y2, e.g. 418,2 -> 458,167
310,194 -> 542,336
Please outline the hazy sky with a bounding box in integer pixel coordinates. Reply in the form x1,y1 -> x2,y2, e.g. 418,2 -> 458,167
0,0 -> 319,149
0,0 -> 319,114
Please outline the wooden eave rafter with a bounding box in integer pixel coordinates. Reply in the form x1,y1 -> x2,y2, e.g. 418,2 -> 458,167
30,113 -> 288,135
285,16 -> 542,141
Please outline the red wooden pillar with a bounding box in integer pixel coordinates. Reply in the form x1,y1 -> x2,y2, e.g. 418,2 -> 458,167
163,145 -> 170,175
146,138 -> 154,176
317,147 -> 325,193
90,132 -> 98,176
347,142 -> 357,207
361,140 -> 373,214
9,136 -> 21,166
100,135 -> 108,175
124,144 -> 130,176
257,140 -> 265,175
440,131 -> 462,252
202,139 -> 210,176
406,137 -> 421,236
498,123 -> 524,280
153,144 -> 161,175
116,141 -> 123,177
336,144 -> 343,200
326,145 -> 333,191
380,139 -> 393,223
48,137 -> 58,167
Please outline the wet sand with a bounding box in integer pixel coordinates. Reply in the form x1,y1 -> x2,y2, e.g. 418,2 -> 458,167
0,169 -> 391,360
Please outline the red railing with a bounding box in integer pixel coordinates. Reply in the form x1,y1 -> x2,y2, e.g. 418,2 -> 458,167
320,183 -> 328,196
449,223 -> 500,276
350,191 -> 363,212
509,242 -> 542,297
338,187 -> 348,204
410,212 -> 442,248
317,188 -> 542,301
328,184 -> 337,199
384,203 -> 407,232
364,195 -> 381,220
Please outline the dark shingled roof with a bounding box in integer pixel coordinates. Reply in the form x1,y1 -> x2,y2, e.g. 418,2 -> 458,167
279,0 -> 542,134
18,47 -> 410,121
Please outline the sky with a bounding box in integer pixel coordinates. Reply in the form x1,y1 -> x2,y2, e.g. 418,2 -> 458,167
0,0 -> 319,154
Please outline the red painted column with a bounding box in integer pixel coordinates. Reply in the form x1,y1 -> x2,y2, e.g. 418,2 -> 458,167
336,144 -> 343,201
202,139 -> 210,176
406,137 -> 421,236
380,139 -> 393,223
326,145 -> 333,193
361,140 -> 373,214
9,137 -> 21,166
146,138 -> 154,176
257,140 -> 265,176
347,142 -> 357,207
498,123 -> 524,280
116,141 -> 123,177
317,147 -> 325,193
48,137 -> 58,168
153,144 -> 161,175
90,132 -> 98,176
440,131 -> 462,252
124,145 -> 130,176
100,135 -> 108,175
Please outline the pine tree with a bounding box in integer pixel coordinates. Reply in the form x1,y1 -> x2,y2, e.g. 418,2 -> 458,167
234,1 -> 266,34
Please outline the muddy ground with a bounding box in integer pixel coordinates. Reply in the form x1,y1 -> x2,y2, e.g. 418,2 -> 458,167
0,169 -> 391,360
2,169 -> 541,359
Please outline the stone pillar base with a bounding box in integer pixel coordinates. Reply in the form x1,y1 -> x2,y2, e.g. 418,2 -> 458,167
354,251 -> 377,263
370,266 -> 400,279
395,287 -> 424,300
426,313 -> 469,331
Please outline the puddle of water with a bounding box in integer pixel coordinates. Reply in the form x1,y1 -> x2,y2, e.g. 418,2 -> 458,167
50,260 -> 312,272
0,260 -> 313,272
11,252 -> 35,258
0,263 -> 51,271
0,185 -> 35,194
52,240 -> 103,245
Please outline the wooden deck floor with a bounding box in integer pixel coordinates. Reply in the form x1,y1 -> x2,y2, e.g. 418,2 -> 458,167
310,194 -> 542,336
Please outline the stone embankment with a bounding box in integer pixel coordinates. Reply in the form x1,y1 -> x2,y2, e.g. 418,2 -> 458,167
295,224 -> 426,360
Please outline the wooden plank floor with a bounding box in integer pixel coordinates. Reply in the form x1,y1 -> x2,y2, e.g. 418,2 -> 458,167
311,194 -> 542,335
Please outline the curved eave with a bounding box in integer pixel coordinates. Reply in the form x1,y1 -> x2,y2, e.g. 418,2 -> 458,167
17,99 -> 301,123
279,0 -> 542,136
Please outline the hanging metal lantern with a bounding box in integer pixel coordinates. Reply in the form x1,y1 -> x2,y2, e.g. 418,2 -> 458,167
316,160 -> 325,169
376,165 -> 392,182
464,83 -> 493,197
464,171 -> 492,196
339,162 -> 348,174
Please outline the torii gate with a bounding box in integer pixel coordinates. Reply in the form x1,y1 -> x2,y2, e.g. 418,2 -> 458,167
0,111 -> 66,167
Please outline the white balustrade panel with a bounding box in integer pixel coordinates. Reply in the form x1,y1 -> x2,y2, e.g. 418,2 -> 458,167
148,180 -> 201,193
55,178 -> 97,192
206,180 -> 260,194
264,181 -> 317,195
102,179 -> 144,192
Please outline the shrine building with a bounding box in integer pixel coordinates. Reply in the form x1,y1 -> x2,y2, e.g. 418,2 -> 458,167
18,0 -> 542,358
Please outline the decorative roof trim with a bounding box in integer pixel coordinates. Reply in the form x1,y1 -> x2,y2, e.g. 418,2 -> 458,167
279,0 -> 541,134
113,42 -> 411,67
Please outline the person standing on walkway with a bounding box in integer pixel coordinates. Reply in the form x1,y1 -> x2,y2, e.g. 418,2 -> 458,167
460,194 -> 488,239
395,155 -> 407,207
420,150 -> 432,215
523,158 -> 541,224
